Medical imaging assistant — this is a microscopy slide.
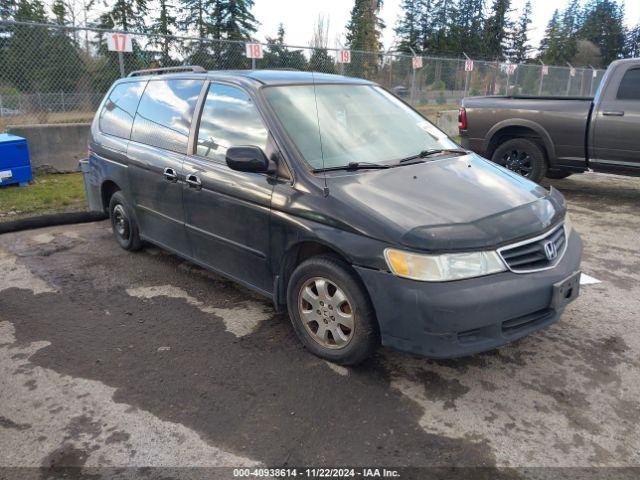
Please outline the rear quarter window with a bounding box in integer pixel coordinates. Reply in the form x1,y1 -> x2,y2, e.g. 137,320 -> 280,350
617,68 -> 640,100
98,81 -> 146,139
130,79 -> 203,153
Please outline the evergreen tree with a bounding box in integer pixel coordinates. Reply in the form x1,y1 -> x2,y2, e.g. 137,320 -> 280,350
507,0 -> 531,62
149,0 -> 177,65
261,24 -> 307,69
395,0 -> 422,54
309,15 -> 335,73
98,0 -> 148,31
220,0 -> 258,41
538,9 -> 564,65
51,0 -> 67,25
627,24 -> 640,58
579,0 -> 625,65
451,0 -> 484,57
482,0 -> 511,60
345,0 -> 384,78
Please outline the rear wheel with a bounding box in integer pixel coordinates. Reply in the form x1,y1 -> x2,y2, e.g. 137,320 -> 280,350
286,255 -> 379,365
109,191 -> 142,251
492,138 -> 547,183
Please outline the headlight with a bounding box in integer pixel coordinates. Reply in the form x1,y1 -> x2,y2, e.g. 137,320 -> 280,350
564,213 -> 573,238
384,248 -> 506,282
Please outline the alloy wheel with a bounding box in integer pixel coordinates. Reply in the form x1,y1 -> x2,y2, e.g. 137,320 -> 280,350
502,149 -> 533,177
298,277 -> 355,349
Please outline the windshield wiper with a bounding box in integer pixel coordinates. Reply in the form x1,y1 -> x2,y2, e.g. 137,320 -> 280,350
313,161 -> 391,173
398,148 -> 469,165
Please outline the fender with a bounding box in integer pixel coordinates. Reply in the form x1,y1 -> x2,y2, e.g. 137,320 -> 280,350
484,118 -> 558,165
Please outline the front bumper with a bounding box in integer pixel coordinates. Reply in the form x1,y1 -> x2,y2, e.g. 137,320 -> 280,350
354,232 -> 583,358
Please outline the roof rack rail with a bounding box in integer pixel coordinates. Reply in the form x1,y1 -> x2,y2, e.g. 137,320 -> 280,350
127,66 -> 206,77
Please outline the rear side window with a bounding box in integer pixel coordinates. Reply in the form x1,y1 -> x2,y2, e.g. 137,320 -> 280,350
617,68 -> 640,100
99,81 -> 146,139
195,84 -> 268,161
131,79 -> 203,153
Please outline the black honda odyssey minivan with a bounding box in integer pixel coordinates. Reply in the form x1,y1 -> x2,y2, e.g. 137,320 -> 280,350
83,66 -> 582,365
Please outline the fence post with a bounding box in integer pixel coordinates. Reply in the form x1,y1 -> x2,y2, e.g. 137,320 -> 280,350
566,62 -> 573,96
409,48 -> 417,106
463,52 -> 471,98
118,51 -> 125,77
60,91 -> 65,111
589,65 -> 596,96
0,94 -> 3,118
538,60 -> 545,96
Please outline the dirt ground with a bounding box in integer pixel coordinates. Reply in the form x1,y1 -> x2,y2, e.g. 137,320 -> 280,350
0,172 -> 639,479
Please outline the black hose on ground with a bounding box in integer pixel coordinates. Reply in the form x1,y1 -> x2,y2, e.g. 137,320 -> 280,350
0,211 -> 108,235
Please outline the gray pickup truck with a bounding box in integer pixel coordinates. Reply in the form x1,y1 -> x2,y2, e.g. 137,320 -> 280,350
459,58 -> 640,182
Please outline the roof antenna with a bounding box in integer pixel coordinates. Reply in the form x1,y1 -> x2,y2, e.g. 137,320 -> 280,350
310,69 -> 329,197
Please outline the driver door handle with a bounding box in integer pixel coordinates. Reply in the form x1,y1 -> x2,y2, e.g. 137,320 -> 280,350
186,173 -> 202,190
163,167 -> 178,182
602,111 -> 624,116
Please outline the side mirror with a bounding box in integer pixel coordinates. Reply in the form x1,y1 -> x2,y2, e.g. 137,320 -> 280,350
226,146 -> 271,173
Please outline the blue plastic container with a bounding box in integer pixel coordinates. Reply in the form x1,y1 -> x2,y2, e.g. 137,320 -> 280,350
0,133 -> 32,187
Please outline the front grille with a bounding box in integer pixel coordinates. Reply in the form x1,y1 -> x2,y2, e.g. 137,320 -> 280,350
498,224 -> 567,272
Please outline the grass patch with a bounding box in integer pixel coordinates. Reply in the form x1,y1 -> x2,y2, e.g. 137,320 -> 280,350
0,172 -> 87,222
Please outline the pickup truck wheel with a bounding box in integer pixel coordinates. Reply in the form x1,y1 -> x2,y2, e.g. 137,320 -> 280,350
109,191 -> 142,251
287,254 -> 379,365
492,139 -> 547,183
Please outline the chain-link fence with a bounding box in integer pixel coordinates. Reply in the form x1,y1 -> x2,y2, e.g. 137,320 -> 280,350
0,20 -> 606,129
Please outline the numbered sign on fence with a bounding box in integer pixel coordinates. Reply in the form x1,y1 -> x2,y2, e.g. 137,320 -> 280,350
464,60 -> 474,72
412,56 -> 423,69
506,64 -> 517,76
570,67 -> 576,77
337,49 -> 351,64
245,43 -> 264,59
542,65 -> 549,75
107,33 -> 132,53
592,69 -> 597,78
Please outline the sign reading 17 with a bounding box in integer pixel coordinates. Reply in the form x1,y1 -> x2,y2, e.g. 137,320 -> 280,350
107,33 -> 133,53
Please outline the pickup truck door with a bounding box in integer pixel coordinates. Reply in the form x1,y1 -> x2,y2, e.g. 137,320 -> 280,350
590,65 -> 640,171
182,82 -> 274,294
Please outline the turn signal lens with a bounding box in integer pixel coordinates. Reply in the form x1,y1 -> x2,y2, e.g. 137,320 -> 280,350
384,248 -> 506,282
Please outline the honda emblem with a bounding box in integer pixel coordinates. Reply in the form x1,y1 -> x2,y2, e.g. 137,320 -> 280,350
544,241 -> 558,261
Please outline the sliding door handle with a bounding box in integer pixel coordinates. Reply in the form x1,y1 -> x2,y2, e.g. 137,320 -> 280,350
163,167 -> 178,182
186,174 -> 202,190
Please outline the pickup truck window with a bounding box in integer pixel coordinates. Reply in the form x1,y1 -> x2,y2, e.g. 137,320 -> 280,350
617,68 -> 640,100
131,79 -> 203,154
196,84 -> 268,162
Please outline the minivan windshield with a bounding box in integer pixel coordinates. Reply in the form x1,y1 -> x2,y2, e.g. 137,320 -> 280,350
263,84 -> 459,170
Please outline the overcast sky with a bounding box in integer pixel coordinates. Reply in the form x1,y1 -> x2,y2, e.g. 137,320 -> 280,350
253,0 -> 640,55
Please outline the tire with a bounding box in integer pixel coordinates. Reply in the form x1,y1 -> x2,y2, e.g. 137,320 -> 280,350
545,170 -> 573,180
286,254 -> 379,365
109,191 -> 142,251
492,138 -> 547,183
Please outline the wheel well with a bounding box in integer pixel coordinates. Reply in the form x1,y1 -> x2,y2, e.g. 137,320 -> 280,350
276,241 -> 350,310
487,126 -> 549,162
100,181 -> 120,213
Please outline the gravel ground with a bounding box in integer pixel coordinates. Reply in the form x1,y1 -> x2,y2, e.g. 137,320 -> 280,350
0,172 -> 638,479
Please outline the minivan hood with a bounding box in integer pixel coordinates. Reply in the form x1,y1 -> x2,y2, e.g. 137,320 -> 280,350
325,154 -> 565,251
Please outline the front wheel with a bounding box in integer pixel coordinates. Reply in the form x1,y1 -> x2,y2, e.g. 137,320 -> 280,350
286,255 -> 379,365
492,138 -> 547,183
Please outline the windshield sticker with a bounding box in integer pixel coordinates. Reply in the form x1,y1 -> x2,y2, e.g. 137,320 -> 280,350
418,121 -> 447,140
